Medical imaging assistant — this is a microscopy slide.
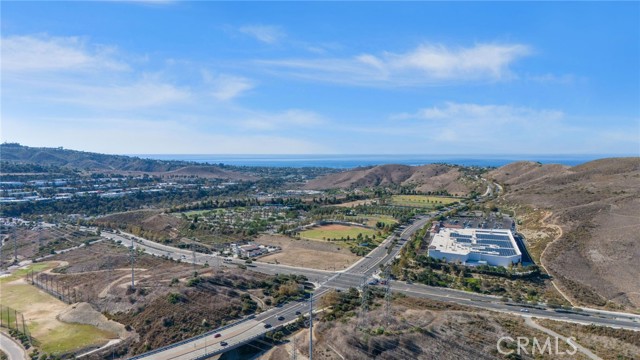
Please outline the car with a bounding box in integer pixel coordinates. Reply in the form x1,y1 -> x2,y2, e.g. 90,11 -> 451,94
277,316 -> 285,321
295,311 -> 301,315
220,341 -> 228,346
520,308 -> 529,312
214,333 -> 221,338
264,324 -> 272,329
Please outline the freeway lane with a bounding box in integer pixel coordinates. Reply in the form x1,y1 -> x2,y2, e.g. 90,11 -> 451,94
106,214 -> 638,359
390,283 -> 640,331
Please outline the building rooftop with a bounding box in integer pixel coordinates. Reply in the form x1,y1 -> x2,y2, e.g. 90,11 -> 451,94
429,228 -> 521,258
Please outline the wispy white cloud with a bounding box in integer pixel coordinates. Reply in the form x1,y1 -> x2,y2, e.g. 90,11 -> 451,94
239,25 -> 285,44
380,102 -> 639,153
1,35 -> 128,72
392,102 -> 563,122
257,42 -> 531,86
203,72 -> 255,101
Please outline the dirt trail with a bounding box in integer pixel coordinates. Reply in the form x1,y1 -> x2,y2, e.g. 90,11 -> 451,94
538,211 -> 576,307
98,270 -> 147,298
525,317 -> 602,360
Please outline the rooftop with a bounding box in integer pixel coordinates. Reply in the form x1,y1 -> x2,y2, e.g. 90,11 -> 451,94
429,228 -> 521,257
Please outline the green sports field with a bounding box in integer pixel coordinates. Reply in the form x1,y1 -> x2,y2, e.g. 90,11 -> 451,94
300,224 -> 378,241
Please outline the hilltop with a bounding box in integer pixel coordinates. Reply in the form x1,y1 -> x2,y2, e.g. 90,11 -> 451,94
489,157 -> 640,310
304,163 -> 483,196
0,143 -> 252,180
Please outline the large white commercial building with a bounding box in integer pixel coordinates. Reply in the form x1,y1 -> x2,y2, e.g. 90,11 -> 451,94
428,228 -> 521,267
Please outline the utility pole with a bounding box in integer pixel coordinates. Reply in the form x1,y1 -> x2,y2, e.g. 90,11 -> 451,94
308,295 -> 313,360
130,238 -> 135,290
38,223 -> 43,251
291,335 -> 297,360
0,227 -> 3,271
384,267 -> 391,327
13,226 -> 17,264
192,243 -> 196,273
359,275 -> 369,330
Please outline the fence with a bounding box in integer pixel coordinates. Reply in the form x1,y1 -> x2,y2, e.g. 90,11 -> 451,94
30,270 -> 88,304
0,304 -> 32,347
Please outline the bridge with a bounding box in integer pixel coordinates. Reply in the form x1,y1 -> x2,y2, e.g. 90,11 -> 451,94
100,215 -> 639,360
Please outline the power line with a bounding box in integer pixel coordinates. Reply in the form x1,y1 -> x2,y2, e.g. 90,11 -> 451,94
130,237 -> 136,289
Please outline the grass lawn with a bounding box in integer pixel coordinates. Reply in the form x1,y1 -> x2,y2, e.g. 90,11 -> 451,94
300,224 -> 378,242
390,195 -> 460,208
0,262 -> 116,354
181,209 -> 215,217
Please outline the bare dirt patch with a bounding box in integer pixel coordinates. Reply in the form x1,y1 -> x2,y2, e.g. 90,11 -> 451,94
58,302 -> 131,338
256,235 -> 360,271
334,199 -> 376,207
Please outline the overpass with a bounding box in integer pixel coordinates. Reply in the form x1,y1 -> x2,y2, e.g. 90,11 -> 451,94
106,215 -> 639,359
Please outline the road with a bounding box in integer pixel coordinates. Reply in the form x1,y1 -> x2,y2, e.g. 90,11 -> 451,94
109,211 -> 639,360
0,331 -> 27,360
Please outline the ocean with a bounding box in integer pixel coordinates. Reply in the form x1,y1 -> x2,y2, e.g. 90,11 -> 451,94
133,154 -> 622,169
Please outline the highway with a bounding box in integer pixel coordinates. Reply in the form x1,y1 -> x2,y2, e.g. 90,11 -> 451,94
104,214 -> 639,359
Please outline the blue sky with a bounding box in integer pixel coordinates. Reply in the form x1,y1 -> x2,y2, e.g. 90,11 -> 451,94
1,1 -> 639,155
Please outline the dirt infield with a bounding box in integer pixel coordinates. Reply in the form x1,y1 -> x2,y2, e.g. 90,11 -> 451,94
255,235 -> 360,271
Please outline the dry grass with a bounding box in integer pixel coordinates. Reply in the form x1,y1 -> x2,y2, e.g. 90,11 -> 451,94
535,319 -> 640,360
334,199 -> 377,207
490,158 -> 640,310
0,262 -> 118,355
48,241 -> 283,357
295,296 -> 588,360
256,234 -> 360,271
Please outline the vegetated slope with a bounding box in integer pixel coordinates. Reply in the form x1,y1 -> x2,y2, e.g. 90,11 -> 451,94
95,210 -> 186,243
0,143 -> 251,179
489,157 -> 640,310
304,164 -> 481,195
304,296 -> 577,360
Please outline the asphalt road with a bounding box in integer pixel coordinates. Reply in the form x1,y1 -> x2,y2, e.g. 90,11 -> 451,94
105,213 -> 639,360
0,331 -> 27,360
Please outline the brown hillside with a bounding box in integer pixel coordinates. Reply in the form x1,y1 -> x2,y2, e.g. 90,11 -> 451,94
304,164 -> 479,195
489,157 -> 640,310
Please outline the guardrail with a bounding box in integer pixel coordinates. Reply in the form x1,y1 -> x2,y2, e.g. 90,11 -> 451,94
127,315 -> 256,360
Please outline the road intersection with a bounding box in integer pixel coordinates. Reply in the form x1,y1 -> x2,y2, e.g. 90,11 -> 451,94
107,211 -> 639,359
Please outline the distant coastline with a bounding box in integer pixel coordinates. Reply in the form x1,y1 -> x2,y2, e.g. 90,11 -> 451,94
132,154 -> 626,168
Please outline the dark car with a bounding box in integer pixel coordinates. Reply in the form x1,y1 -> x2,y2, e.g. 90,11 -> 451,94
264,323 -> 272,329
220,341 -> 228,346
277,316 -> 285,321
295,311 -> 301,315
214,333 -> 221,338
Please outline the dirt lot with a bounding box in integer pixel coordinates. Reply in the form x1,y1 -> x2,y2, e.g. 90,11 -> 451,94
256,235 -> 361,271
334,199 -> 377,207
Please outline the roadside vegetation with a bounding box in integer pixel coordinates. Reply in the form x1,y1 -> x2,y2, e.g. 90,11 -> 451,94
389,195 -> 460,208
